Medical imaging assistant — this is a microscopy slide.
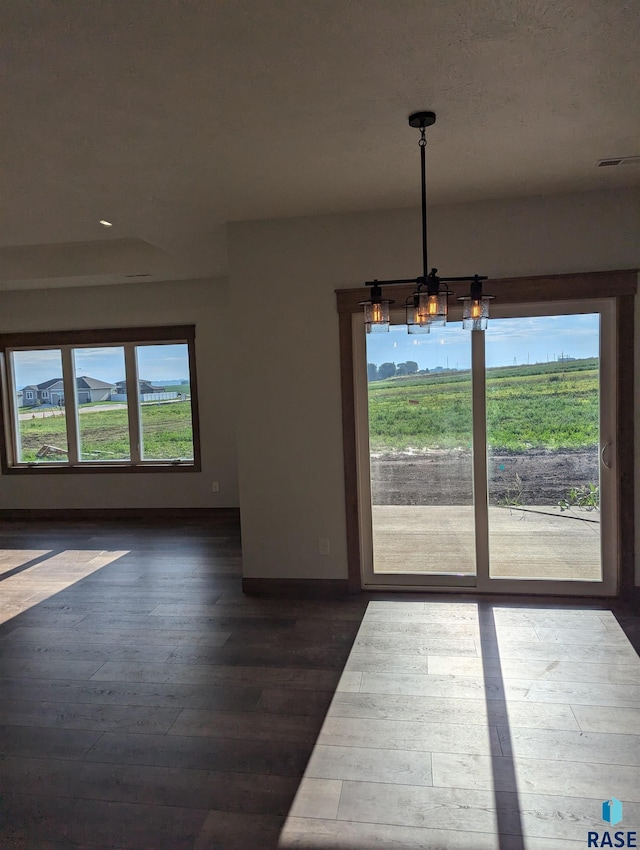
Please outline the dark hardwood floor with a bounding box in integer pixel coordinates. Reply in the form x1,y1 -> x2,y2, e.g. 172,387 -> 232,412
0,517 -> 367,849
0,517 -> 638,849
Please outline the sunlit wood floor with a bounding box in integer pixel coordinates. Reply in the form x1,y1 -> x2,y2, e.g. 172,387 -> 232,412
372,505 -> 601,580
280,599 -> 640,849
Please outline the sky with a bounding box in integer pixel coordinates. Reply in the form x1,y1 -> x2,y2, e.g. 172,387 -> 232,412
12,314 -> 600,388
366,313 -> 600,371
13,344 -> 190,388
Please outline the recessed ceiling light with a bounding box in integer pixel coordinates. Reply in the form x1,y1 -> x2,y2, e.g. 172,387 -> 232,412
99,219 -> 113,227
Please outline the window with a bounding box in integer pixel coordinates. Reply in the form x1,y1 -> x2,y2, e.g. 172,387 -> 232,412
0,326 -> 200,473
74,347 -> 130,462
11,349 -> 68,464
135,344 -> 195,461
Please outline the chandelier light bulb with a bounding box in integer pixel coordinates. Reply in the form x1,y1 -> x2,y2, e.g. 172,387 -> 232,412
365,300 -> 391,333
362,282 -> 393,333
423,291 -> 447,327
461,295 -> 491,330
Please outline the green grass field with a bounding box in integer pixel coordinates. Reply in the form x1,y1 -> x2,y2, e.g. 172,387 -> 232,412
368,358 -> 599,452
18,401 -> 194,462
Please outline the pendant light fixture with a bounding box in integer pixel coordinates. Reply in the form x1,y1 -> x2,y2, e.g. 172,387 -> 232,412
363,281 -> 394,334
361,111 -> 493,333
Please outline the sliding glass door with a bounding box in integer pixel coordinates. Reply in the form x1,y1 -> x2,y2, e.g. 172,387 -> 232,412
366,323 -> 476,582
357,300 -> 617,594
486,314 -> 602,582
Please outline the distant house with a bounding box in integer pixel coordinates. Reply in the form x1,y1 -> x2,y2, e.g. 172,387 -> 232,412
20,376 -> 116,407
21,385 -> 40,406
34,377 -> 65,406
114,379 -> 165,395
76,376 -> 116,404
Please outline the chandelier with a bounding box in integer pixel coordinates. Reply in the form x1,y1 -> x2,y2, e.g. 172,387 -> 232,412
361,111 -> 493,333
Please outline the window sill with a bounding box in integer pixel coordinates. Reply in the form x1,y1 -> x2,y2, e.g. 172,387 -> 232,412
2,462 -> 201,474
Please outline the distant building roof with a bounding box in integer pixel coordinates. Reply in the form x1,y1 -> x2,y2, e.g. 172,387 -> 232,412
115,379 -> 164,391
76,376 -> 116,389
32,376 -> 116,391
37,378 -> 64,390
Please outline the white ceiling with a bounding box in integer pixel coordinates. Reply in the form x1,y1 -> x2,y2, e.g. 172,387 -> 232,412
2,0 -> 639,289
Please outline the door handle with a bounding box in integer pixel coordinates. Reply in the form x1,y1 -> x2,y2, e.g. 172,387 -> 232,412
600,442 -> 612,470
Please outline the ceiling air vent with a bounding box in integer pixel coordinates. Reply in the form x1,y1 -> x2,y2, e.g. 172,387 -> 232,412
597,156 -> 640,167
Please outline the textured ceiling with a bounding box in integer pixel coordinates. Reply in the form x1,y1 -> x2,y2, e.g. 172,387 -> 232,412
2,0 -> 639,288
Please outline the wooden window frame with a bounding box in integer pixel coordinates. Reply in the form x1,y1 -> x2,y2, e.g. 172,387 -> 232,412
0,325 -> 201,474
336,269 -> 638,597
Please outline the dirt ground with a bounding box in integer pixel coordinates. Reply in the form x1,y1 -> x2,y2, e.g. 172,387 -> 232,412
370,448 -> 599,506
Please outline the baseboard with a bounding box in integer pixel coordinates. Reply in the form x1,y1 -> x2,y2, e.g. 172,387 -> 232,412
242,577 -> 351,598
0,507 -> 241,524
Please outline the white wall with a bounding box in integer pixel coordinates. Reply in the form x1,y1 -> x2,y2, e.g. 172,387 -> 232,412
227,188 -> 640,583
0,277 -> 239,509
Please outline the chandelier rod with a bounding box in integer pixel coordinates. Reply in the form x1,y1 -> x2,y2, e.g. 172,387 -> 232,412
419,125 -> 428,284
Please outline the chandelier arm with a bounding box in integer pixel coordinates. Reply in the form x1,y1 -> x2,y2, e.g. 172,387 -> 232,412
439,275 -> 489,283
364,278 -> 420,287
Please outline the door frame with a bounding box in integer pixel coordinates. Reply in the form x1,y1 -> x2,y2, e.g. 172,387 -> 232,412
336,269 -> 637,596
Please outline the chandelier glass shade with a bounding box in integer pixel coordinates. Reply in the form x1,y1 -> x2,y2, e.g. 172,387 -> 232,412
363,282 -> 394,333
460,276 -> 494,330
406,293 -> 430,334
461,295 -> 490,330
364,298 -> 392,333
361,112 -> 493,333
423,287 -> 448,328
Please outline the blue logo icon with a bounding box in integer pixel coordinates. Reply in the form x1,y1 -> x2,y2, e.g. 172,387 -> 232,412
589,798 -> 634,847
603,798 -> 623,826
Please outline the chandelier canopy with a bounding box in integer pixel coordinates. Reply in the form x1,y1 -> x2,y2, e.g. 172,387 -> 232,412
361,112 -> 493,334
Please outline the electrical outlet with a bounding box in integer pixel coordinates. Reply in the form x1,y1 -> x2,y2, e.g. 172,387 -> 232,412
212,481 -> 220,493
318,538 -> 330,556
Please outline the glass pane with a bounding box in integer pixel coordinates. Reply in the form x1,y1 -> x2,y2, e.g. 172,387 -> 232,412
73,347 -> 130,461
486,314 -> 601,581
11,349 -> 69,463
367,324 -> 475,575
135,344 -> 194,460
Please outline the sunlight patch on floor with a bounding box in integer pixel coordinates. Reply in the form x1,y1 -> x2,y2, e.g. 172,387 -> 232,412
0,549 -> 130,624
0,550 -> 51,576
278,599 -> 640,850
